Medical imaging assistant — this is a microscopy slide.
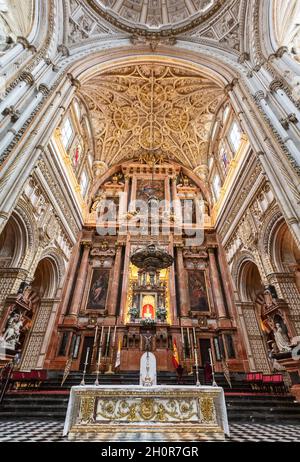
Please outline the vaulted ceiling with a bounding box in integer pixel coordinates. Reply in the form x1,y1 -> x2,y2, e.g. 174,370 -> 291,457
79,63 -> 224,170
89,0 -> 225,32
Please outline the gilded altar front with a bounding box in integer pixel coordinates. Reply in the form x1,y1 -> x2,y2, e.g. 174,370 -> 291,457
64,385 -> 229,441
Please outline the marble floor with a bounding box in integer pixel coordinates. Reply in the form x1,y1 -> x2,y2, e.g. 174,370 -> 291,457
0,420 -> 300,442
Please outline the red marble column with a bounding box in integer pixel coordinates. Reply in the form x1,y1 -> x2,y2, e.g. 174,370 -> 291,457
176,246 -> 189,317
107,245 -> 123,316
208,248 -> 227,319
70,242 -> 91,316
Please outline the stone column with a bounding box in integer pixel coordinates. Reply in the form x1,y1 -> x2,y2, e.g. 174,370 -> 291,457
107,245 -> 123,316
70,242 -> 91,317
176,246 -> 189,317
59,242 -> 81,317
208,248 -> 227,319
120,237 -> 131,321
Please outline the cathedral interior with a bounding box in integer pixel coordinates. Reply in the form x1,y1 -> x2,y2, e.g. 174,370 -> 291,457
1,0 -> 300,444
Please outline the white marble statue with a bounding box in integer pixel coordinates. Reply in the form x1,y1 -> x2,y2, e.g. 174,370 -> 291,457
274,323 -> 291,353
0,312 -> 24,350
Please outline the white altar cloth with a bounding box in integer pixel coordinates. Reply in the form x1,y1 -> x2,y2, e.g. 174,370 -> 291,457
63,385 -> 229,440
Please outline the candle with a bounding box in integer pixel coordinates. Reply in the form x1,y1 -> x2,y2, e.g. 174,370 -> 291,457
99,326 -> 104,346
193,327 -> 197,346
187,328 -> 191,348
112,325 -> 117,346
97,326 -> 104,366
85,347 -> 90,365
208,348 -> 214,367
94,326 -> 98,345
106,326 -> 111,356
194,346 -> 198,367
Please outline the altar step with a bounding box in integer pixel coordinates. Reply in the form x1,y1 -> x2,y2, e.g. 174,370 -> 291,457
1,392 -> 300,423
36,370 -> 252,393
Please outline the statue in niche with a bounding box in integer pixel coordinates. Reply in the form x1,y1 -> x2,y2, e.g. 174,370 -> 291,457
0,311 -> 24,350
273,322 -> 291,353
263,288 -> 274,307
91,191 -> 105,213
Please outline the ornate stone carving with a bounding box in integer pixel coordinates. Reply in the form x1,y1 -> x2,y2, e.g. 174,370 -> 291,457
80,64 -> 223,169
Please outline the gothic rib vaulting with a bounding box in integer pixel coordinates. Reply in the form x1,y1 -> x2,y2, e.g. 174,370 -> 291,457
1,0 -> 300,442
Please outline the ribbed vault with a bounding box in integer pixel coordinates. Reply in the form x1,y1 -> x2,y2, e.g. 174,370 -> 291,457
79,62 -> 224,170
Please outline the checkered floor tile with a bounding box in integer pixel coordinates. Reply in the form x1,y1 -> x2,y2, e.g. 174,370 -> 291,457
0,420 -> 300,442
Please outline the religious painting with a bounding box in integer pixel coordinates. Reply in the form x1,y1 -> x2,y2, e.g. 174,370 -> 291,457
136,179 -> 165,202
86,269 -> 109,310
188,271 -> 210,312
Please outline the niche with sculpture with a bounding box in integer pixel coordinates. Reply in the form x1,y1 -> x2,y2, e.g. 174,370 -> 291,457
0,285 -> 38,359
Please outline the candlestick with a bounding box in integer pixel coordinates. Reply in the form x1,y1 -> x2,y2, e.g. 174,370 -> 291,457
187,328 -> 194,375
85,347 -> 90,365
193,327 -> 197,346
94,326 -> 98,344
95,326 -> 104,385
181,326 -> 186,368
92,325 -> 99,366
187,327 -> 191,349
192,329 -> 200,387
105,326 -> 111,358
209,347 -> 218,387
80,347 -> 90,386
106,324 -> 117,375
99,325 -> 104,346
112,325 -> 117,346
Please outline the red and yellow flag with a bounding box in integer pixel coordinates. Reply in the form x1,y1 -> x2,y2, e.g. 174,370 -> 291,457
172,339 -> 179,369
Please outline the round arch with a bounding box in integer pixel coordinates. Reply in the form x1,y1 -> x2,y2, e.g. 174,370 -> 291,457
269,219 -> 300,296
32,255 -> 62,300
238,259 -> 265,303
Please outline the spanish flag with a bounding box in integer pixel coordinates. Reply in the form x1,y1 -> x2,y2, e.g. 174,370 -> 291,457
172,339 -> 179,369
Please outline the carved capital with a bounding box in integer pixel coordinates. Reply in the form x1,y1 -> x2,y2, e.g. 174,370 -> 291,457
238,52 -> 250,64
269,79 -> 284,93
2,105 -> 20,122
253,90 -> 266,104
275,46 -> 288,58
37,83 -> 50,96
280,113 -> 298,130
20,71 -> 35,86
17,36 -> 36,53
57,44 -> 70,57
